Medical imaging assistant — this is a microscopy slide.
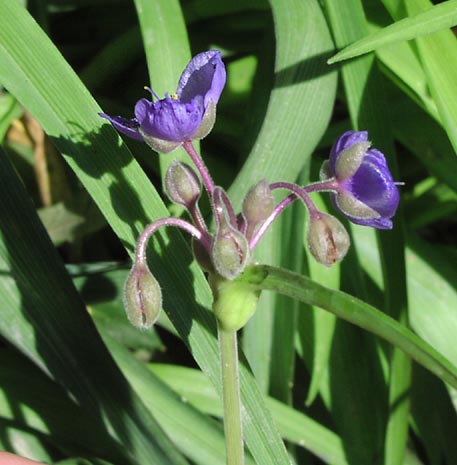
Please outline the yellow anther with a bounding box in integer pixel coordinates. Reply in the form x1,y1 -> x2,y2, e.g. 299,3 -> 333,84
172,93 -> 179,100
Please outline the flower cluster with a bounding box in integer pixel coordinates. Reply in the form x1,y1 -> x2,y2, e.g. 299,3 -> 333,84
100,51 -> 400,330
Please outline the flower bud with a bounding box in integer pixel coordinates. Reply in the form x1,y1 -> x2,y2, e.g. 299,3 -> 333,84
307,212 -> 350,267
124,261 -> 162,329
165,160 -> 202,207
211,187 -> 250,280
242,179 -> 275,224
210,274 -> 260,331
212,228 -> 250,280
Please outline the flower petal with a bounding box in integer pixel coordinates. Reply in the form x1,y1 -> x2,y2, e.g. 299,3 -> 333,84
177,50 -> 226,109
135,96 -> 204,142
99,113 -> 143,140
348,148 -> 400,218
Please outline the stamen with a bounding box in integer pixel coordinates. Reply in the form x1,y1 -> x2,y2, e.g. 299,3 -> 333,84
144,86 -> 161,100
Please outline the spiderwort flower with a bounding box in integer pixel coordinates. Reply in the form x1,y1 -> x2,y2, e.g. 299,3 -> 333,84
100,50 -> 226,153
324,130 -> 400,229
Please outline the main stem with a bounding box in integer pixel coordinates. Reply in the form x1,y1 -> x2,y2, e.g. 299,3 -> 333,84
218,326 -> 244,465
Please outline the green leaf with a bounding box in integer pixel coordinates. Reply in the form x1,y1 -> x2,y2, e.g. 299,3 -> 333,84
230,0 -> 337,205
328,0 -> 457,63
407,236 -> 457,372
268,201 -> 303,403
411,365 -> 457,465
0,348 -> 125,461
302,194 -> 338,406
405,0 -> 457,154
0,93 -> 22,142
0,147 -> 187,465
37,195 -> 106,246
149,363 -> 426,465
102,335 -> 249,465
151,364 -> 349,465
239,265 -> 457,390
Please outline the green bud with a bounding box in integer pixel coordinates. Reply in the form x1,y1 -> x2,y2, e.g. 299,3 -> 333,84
242,179 -> 275,224
210,274 -> 260,331
165,161 -> 201,207
307,212 -> 350,267
124,262 -> 162,329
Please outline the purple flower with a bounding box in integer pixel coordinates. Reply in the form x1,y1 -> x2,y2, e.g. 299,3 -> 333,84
100,50 -> 226,152
326,130 -> 400,229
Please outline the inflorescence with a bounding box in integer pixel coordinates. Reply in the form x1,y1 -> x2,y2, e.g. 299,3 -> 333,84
100,50 -> 400,329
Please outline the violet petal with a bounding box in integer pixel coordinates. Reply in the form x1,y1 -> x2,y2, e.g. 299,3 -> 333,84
99,113 -> 143,141
346,149 -> 400,219
135,96 -> 204,142
177,50 -> 226,109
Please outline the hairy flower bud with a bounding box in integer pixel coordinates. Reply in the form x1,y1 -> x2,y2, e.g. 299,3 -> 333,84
307,212 -> 350,267
242,179 -> 275,224
124,261 -> 162,329
211,187 -> 250,280
212,228 -> 250,280
165,160 -> 201,208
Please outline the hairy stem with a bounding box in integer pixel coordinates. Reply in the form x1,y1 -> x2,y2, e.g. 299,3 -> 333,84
183,140 -> 215,195
136,217 -> 210,264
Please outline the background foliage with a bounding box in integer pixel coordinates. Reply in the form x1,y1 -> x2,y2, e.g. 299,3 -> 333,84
0,0 -> 457,464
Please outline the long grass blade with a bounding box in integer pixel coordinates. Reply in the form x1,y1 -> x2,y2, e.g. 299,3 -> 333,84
328,0 -> 457,63
240,265 -> 457,390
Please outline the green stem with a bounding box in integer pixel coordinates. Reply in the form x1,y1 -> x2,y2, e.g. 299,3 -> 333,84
218,325 -> 244,465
